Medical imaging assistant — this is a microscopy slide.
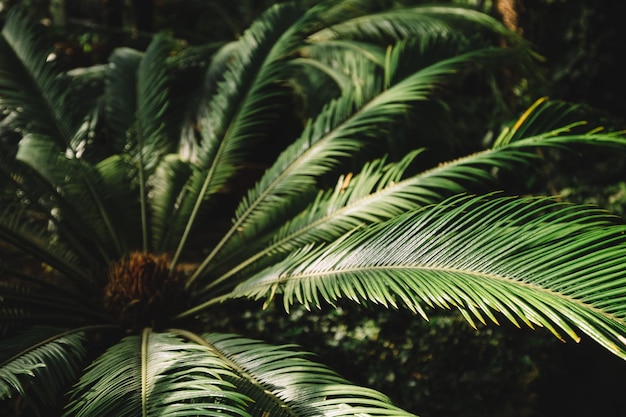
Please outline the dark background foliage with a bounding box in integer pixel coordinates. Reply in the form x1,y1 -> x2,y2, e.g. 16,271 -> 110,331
1,1 -> 625,416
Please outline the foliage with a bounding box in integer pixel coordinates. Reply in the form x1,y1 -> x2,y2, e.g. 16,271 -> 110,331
1,1 -> 626,416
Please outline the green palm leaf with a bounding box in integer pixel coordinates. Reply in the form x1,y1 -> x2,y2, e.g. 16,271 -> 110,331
192,151 -> 423,298
183,332 -> 417,417
289,40 -> 385,116
186,44 -> 539,289
0,8 -> 82,146
149,154 -> 194,252
0,154 -> 106,265
65,329 -> 250,417
234,194 -> 626,358
0,12 -> 133,258
0,203 -> 87,286
309,5 -> 525,47
104,47 -> 143,151
168,3 -> 309,268
493,97 -> 610,147
0,327 -> 87,408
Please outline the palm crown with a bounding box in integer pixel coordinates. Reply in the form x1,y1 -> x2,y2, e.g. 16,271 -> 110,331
1,1 -> 626,416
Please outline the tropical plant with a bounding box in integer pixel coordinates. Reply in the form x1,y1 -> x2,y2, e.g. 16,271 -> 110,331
1,1 -> 626,416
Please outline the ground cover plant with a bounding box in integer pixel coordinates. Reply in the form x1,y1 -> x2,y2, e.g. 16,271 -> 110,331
1,1 -> 626,416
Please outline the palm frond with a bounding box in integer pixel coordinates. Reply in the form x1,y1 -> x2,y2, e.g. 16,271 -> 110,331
0,7 -> 84,147
309,5 -> 526,48
177,40 -> 239,163
168,3 -> 309,269
494,97 -> 611,147
188,2 -> 307,167
0,153 -> 107,265
186,43 -> 535,288
195,150 -> 423,297
0,277 -> 102,329
8,101 -> 129,259
192,332 -> 417,417
185,125 -> 625,306
136,35 -> 176,252
103,47 -> 142,152
0,202 -> 87,287
21,145 -> 133,258
135,34 -> 176,164
148,155 -> 193,252
65,329 -> 250,417
0,326 -> 87,409
290,40 -> 385,110
93,155 -> 143,252
234,194 -> 626,359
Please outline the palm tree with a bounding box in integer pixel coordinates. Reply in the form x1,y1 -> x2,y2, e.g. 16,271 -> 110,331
1,1 -> 626,416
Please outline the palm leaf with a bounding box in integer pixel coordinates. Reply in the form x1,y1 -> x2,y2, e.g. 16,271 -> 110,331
92,155 -> 143,253
289,40 -> 385,113
185,44 -> 538,289
0,202 -> 88,286
65,329 -> 250,417
180,331 -> 417,417
494,97 -> 610,147
148,154 -> 194,252
0,24 -> 130,256
0,280 -> 102,329
187,98 -> 626,296
103,47 -> 142,152
0,154 -> 107,265
0,8 -> 90,149
234,194 -> 626,359
136,35 -> 176,252
168,2 -> 309,268
0,327 -> 87,409
38,149 -> 132,258
135,34 -> 176,164
309,5 -> 526,48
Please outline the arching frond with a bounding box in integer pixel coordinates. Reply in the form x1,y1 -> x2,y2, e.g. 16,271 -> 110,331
0,8 -> 84,147
12,129 -> 130,259
184,125 -> 626,311
0,327 -> 87,410
309,5 -> 526,48
135,34 -> 176,164
65,329 -> 250,417
104,47 -> 142,151
135,35 -> 176,252
186,44 -> 540,288
0,151 -> 106,265
0,203 -> 86,286
194,151 -> 423,297
148,154 -> 194,252
187,332 -> 417,417
494,97 -> 610,147
290,40 -> 386,106
168,2 -> 309,268
0,274 -> 103,330
12,134 -> 134,258
234,194 -> 626,359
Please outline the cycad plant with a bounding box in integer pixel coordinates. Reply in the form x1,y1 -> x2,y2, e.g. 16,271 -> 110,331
1,1 -> 626,416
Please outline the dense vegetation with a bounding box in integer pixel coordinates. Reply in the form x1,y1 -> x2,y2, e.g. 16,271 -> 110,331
1,1 -> 625,416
